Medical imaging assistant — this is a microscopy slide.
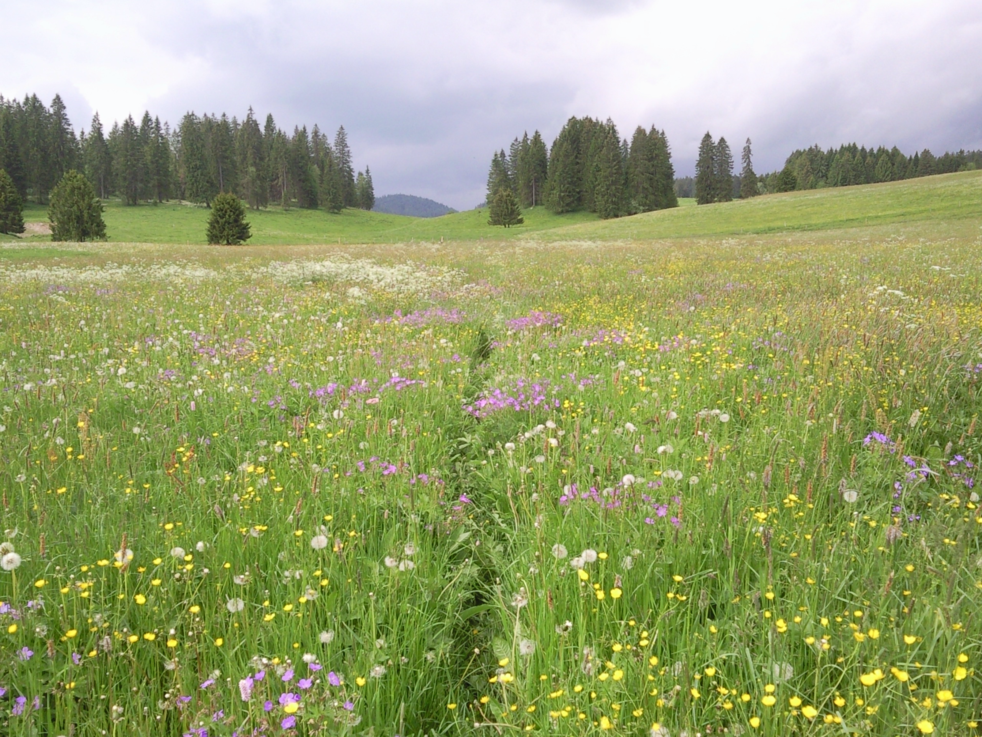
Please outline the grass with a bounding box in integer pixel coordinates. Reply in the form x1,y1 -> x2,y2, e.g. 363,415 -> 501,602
0,173 -> 980,737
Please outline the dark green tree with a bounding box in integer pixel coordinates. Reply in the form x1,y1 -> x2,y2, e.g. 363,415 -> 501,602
694,132 -> 716,205
524,131 -> 548,207
649,128 -> 678,209
593,123 -> 626,219
739,138 -> 757,198
334,126 -> 356,207
487,187 -> 523,227
290,126 -> 319,209
320,152 -> 344,213
486,149 -> 511,203
0,168 -> 25,234
547,118 -> 582,213
715,137 -> 734,202
48,94 -> 79,186
0,103 -> 27,198
236,107 -> 267,209
356,166 -> 375,210
179,113 -> 216,205
206,191 -> 251,244
23,94 -> 53,203
84,113 -> 112,199
147,116 -> 172,202
114,115 -> 144,205
48,169 -> 106,241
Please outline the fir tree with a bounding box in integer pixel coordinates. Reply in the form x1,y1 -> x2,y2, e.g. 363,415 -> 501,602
320,152 -> 344,213
179,113 -> 217,206
0,168 -> 25,234
23,94 -> 53,203
236,107 -> 267,209
486,150 -> 511,203
84,113 -> 112,199
48,94 -> 78,186
547,118 -> 582,213
487,187 -> 523,227
356,166 -> 375,210
739,138 -> 757,198
593,123 -> 625,219
0,104 -> 27,199
694,132 -> 716,205
48,169 -> 106,241
650,128 -> 678,209
115,115 -> 143,205
715,137 -> 733,202
334,126 -> 356,207
290,126 -> 318,209
525,131 -> 548,207
206,191 -> 251,245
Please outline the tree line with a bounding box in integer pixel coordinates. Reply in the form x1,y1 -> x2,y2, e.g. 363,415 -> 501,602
0,93 -> 374,211
488,117 -> 678,222
684,133 -> 982,202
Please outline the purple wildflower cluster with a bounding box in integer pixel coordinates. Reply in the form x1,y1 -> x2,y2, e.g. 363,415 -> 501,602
558,480 -> 682,527
752,330 -> 793,353
863,432 -> 896,452
384,307 -> 466,327
309,375 -> 424,405
464,379 -> 558,418
505,311 -> 563,332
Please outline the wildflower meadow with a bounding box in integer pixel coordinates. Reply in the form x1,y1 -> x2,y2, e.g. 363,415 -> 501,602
1,187 -> 981,736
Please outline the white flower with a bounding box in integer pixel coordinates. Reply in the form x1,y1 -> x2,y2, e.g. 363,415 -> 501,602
504,442 -> 516,452
114,548 -> 134,565
657,444 -> 674,455
397,560 -> 415,571
302,653 -> 317,663
622,474 -> 636,487
310,535 -> 329,550
319,630 -> 335,644
624,422 -> 637,433
551,544 -> 568,559
226,598 -> 245,613
233,574 -> 249,585
170,547 -> 186,559
534,455 -> 545,463
842,490 -> 859,503
581,549 -> 598,563
195,541 -> 208,552
511,589 -> 528,609
519,639 -> 536,656
772,662 -> 795,682
1,551 -> 22,571
621,555 -> 634,570
666,411 -> 678,420
403,542 -> 416,556
719,413 -> 730,423
689,476 -> 699,485
971,492 -> 980,503
384,556 -> 398,568
569,556 -> 585,570
332,409 -> 344,420
370,664 -> 387,678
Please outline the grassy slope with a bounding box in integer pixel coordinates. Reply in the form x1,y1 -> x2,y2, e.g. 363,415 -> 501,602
15,170 -> 982,245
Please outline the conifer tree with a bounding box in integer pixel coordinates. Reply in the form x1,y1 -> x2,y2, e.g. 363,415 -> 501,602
525,131 -> 548,207
356,166 -> 375,210
650,128 -> 678,209
715,137 -> 734,202
320,152 -> 344,213
84,113 -> 112,199
486,150 -> 511,204
206,191 -> 251,245
290,126 -> 318,209
0,104 -> 27,199
236,108 -> 267,209
49,94 -> 78,186
333,126 -> 356,207
694,132 -> 716,205
547,118 -> 582,213
48,170 -> 106,241
23,94 -> 53,203
487,187 -> 523,227
593,123 -> 625,219
115,115 -> 144,205
180,113 -> 217,206
0,168 -> 25,234
739,138 -> 757,198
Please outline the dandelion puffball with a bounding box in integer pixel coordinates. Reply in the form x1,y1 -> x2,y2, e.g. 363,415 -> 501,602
226,598 -> 245,613
842,490 -> 859,503
310,535 -> 328,550
552,544 -> 568,559
1,551 -> 22,571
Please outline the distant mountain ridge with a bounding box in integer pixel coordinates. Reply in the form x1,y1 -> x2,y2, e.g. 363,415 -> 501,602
373,194 -> 456,218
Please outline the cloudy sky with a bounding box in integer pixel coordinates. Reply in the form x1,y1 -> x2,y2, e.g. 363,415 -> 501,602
4,0 -> 981,209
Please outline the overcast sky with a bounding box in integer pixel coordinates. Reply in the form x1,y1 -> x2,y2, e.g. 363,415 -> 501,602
4,0 -> 981,209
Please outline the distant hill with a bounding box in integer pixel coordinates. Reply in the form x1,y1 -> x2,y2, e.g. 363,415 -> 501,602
373,194 -> 456,218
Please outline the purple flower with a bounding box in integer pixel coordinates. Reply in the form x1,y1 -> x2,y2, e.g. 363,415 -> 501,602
343,700 -> 354,711
72,652 -> 82,665
281,669 -> 294,682
281,716 -> 296,729
327,671 -> 341,687
18,647 -> 33,661
212,710 -> 224,721
13,696 -> 27,716
278,692 -> 299,706
264,701 -> 274,713
254,669 -> 266,681
298,678 -> 313,690
200,679 -> 215,689
308,663 -> 322,672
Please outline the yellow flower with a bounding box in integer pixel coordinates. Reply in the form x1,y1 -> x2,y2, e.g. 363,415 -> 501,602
904,634 -> 917,645
356,677 -> 366,687
167,639 -> 178,648
690,688 -> 700,699
599,716 -> 613,730
214,638 -> 224,647
868,628 -> 880,639
65,629 -> 78,639
801,705 -> 818,719
134,594 -> 147,605
953,667 -> 967,680
283,701 -> 299,714
891,667 -> 909,682
34,579 -> 46,588
577,569 -> 589,581
447,703 -> 457,710
143,632 -> 155,641
761,695 -> 776,707
916,720 -> 934,734
749,716 -> 761,728
936,690 -> 953,703
789,696 -> 802,707
127,635 -> 139,644
8,624 -> 17,634
610,588 -> 622,599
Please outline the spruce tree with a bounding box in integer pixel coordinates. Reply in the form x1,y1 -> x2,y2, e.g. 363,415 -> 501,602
236,108 -> 267,209
694,132 -> 716,205
84,113 -> 112,199
333,126 -> 356,207
487,187 -> 523,227
49,94 -> 79,186
0,168 -> 25,234
715,137 -> 734,202
739,138 -> 757,198
320,152 -> 344,212
486,150 -> 511,204
526,131 -> 548,207
206,191 -> 251,245
0,105 -> 27,199
290,126 -> 318,209
48,170 -> 106,241
356,166 -> 375,210
115,115 -> 143,205
180,113 -> 217,206
547,118 -> 582,213
593,124 -> 626,219
23,94 -> 53,203
651,128 -> 678,209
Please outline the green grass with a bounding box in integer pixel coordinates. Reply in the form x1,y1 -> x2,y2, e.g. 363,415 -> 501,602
18,171 -> 982,246
1,170 -> 981,737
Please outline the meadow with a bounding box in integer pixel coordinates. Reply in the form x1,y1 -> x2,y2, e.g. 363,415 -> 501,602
0,172 -> 980,736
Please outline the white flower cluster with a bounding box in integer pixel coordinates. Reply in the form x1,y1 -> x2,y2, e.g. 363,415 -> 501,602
266,256 -> 460,294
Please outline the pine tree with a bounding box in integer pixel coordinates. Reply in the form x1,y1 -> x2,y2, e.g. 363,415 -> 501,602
290,126 -> 318,209
0,168 -> 25,234
48,170 -> 106,241
206,191 -> 251,245
333,126 -> 355,207
486,150 -> 512,203
179,113 -> 216,206
739,138 -> 757,198
627,126 -> 655,213
526,131 -> 548,207
23,94 -> 53,203
714,137 -> 734,202
207,114 -> 237,194
650,128 -> 678,209
48,94 -> 78,186
0,104 -> 27,199
148,117 -> 172,203
320,152 -> 344,213
694,132 -> 716,205
84,113 -> 112,199
356,166 -> 375,210
547,118 -> 582,213
487,187 -> 523,227
593,123 -> 625,219
115,115 -> 143,205
236,108 -> 267,209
